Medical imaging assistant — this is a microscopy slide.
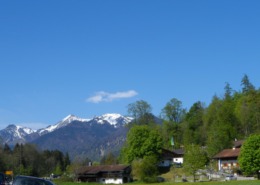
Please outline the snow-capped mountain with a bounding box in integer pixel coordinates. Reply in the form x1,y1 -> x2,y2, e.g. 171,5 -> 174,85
93,113 -> 133,127
0,124 -> 36,145
31,113 -> 132,160
0,114 -> 133,155
37,114 -> 91,135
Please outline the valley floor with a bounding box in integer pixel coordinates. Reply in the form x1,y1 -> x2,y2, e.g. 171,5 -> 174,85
54,180 -> 259,185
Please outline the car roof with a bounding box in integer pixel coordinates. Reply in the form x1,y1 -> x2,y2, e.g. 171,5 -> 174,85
13,175 -> 55,185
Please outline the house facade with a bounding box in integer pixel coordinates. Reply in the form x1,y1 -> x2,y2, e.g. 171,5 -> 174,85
213,148 -> 240,171
77,165 -> 131,184
172,149 -> 184,164
213,140 -> 243,172
158,148 -> 184,167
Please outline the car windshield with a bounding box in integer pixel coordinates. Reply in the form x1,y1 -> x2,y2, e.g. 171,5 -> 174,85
13,177 -> 54,185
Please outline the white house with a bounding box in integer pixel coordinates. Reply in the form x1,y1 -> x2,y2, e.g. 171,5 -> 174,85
158,148 -> 184,167
77,165 -> 132,184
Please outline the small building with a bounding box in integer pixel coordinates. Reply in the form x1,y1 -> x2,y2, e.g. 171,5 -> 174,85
77,165 -> 131,184
213,140 -> 244,172
172,149 -> 184,165
213,148 -> 240,171
159,148 -> 176,167
158,148 -> 184,167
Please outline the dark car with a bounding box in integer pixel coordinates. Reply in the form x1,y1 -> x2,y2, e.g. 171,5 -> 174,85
0,173 -> 10,185
0,173 -> 5,185
13,176 -> 55,185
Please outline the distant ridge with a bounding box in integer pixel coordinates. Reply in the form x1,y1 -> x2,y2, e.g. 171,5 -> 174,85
0,113 -> 133,160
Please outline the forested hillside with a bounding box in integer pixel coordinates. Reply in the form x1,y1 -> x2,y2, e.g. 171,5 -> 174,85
162,75 -> 260,156
126,74 -> 260,158
120,74 -> 260,182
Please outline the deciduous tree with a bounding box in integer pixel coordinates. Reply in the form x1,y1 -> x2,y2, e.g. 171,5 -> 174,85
183,144 -> 208,182
161,98 -> 185,123
132,156 -> 159,183
121,125 -> 163,163
238,134 -> 260,177
127,100 -> 153,125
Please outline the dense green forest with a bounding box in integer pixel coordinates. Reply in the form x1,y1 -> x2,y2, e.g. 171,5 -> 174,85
0,75 -> 259,179
124,75 -> 259,157
161,74 -> 259,156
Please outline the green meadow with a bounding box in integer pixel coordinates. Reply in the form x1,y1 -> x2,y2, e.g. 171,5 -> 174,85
54,180 -> 259,185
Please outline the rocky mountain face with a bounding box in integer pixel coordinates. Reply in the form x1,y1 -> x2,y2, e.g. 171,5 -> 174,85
0,124 -> 35,145
0,113 -> 133,160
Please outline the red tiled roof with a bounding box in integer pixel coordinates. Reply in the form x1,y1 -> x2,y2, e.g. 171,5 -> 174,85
213,148 -> 240,159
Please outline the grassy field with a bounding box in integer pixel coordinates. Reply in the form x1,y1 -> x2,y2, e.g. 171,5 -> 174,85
54,180 -> 259,185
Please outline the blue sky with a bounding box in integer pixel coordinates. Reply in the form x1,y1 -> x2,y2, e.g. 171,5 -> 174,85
0,1 -> 260,129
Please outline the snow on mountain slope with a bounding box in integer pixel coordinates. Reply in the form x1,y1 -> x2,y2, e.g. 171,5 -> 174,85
37,113 -> 132,135
38,114 -> 90,135
0,124 -> 36,144
0,113 -> 133,145
93,113 -> 133,127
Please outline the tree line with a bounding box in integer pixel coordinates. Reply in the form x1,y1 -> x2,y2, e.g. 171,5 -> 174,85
0,143 -> 70,177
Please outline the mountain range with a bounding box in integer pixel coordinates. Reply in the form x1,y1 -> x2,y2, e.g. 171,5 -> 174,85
0,113 -> 133,161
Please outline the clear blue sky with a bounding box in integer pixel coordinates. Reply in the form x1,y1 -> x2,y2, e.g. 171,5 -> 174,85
1,1 -> 260,129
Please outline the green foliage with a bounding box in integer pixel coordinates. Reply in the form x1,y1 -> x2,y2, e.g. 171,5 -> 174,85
100,152 -> 118,165
238,134 -> 260,176
54,164 -> 63,175
205,89 -> 239,157
241,74 -> 255,94
235,90 -> 260,137
132,156 -> 159,183
0,143 -> 70,177
161,98 -> 186,123
127,100 -> 152,125
161,121 -> 182,149
183,144 -> 208,182
183,101 -> 205,145
121,125 -> 163,163
54,181 -> 260,185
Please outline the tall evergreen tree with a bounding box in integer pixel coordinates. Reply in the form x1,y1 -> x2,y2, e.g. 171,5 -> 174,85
241,74 -> 255,94
206,91 -> 237,156
183,101 -> 205,145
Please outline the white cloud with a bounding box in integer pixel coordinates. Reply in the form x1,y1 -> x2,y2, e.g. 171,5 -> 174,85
86,90 -> 138,103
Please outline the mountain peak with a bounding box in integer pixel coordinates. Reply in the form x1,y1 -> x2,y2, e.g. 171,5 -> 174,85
62,114 -> 90,123
94,113 -> 133,127
0,124 -> 35,144
37,114 -> 91,135
62,114 -> 76,122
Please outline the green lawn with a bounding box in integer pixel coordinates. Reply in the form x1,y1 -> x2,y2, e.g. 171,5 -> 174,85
54,180 -> 259,185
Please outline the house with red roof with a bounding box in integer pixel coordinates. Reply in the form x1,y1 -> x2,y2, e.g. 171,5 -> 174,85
213,140 -> 243,171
